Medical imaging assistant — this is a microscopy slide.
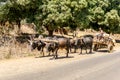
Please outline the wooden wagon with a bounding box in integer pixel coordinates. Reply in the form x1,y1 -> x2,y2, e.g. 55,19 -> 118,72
93,37 -> 115,52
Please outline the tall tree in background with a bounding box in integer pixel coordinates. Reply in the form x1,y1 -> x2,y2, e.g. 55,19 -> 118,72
42,0 -> 72,36
0,0 -> 42,34
105,10 -> 120,34
87,0 -> 109,30
42,0 -> 89,36
87,0 -> 120,33
0,0 -> 119,35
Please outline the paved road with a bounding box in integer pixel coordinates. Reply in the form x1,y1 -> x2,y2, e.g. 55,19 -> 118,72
1,51 -> 120,80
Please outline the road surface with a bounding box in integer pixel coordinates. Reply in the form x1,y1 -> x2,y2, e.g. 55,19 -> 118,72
0,50 -> 120,80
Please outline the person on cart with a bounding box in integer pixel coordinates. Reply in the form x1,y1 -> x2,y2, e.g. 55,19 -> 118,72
96,27 -> 105,41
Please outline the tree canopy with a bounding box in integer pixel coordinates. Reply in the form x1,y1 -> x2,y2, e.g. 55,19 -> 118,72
0,0 -> 120,35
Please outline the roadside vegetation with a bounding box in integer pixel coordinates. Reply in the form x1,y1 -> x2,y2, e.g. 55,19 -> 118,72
0,0 -> 120,35
0,0 -> 120,59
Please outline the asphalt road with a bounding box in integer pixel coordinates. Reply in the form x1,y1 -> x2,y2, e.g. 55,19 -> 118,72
1,51 -> 120,80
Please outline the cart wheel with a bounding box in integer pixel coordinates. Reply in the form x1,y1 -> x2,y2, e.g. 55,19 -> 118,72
93,44 -> 98,51
108,45 -> 113,53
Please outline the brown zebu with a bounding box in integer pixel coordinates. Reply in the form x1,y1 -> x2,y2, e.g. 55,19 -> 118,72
45,38 -> 71,59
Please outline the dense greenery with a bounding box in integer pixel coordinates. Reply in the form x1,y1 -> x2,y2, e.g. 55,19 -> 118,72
0,0 -> 120,35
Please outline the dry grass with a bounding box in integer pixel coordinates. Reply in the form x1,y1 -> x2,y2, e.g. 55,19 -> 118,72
0,30 -> 120,60
0,37 -> 34,60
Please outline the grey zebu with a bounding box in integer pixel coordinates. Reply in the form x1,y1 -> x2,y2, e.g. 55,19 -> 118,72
74,35 -> 93,54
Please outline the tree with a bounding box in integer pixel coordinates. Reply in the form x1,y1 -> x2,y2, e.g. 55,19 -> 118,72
104,9 -> 120,33
87,0 -> 120,33
87,0 -> 109,29
0,0 -> 42,34
0,0 -> 26,33
41,0 -> 89,36
0,0 -> 120,35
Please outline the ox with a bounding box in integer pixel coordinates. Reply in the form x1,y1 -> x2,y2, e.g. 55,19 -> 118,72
75,35 -> 93,54
28,39 -> 46,56
46,38 -> 71,59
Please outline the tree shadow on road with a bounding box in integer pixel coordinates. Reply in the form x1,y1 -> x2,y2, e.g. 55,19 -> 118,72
49,56 -> 74,60
97,50 -> 108,53
35,55 -> 53,58
96,49 -> 116,53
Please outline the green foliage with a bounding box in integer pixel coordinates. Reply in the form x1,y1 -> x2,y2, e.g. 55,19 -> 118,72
105,9 -> 120,33
42,0 -> 88,30
42,0 -> 71,27
87,0 -> 120,33
0,0 -> 120,35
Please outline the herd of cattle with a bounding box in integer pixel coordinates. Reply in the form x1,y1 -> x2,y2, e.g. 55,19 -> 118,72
0,32 -> 116,59
28,34 -> 103,59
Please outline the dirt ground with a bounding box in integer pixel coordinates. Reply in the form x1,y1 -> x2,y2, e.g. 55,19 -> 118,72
0,43 -> 120,79
0,31 -> 120,79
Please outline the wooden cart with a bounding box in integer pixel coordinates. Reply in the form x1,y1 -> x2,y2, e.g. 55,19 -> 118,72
93,38 -> 115,52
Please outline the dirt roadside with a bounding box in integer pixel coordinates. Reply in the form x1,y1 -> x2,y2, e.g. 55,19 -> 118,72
0,30 -> 120,79
0,43 -> 120,79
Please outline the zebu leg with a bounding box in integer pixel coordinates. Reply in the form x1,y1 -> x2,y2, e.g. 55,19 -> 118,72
79,46 -> 83,54
74,45 -> 77,53
84,45 -> 87,54
54,48 -> 58,59
66,48 -> 69,57
41,47 -> 45,57
89,44 -> 92,53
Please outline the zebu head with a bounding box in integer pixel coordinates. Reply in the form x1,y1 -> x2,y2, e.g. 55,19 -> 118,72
28,40 -> 38,51
36,40 -> 46,51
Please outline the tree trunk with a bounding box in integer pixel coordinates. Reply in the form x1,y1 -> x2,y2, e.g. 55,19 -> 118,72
45,26 -> 54,36
16,20 -> 21,34
48,30 -> 53,36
